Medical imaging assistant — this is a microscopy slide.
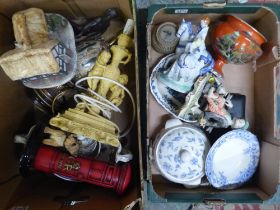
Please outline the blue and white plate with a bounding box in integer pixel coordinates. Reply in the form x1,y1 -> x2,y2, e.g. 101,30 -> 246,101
205,129 -> 260,189
150,54 -> 196,122
154,122 -> 210,186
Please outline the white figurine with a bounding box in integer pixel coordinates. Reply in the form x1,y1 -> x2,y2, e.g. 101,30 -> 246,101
158,17 -> 214,93
175,19 -> 194,55
189,17 -> 210,54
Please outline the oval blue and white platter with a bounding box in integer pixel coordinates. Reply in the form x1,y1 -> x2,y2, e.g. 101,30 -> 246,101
205,129 -> 260,189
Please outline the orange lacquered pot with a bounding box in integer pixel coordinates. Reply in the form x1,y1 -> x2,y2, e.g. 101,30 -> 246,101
212,15 -> 267,75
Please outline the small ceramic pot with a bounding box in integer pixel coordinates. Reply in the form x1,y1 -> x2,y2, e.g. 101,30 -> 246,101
212,15 -> 266,75
153,119 -> 210,188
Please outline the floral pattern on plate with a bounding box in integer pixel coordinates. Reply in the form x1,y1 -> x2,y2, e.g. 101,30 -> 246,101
205,129 -> 260,189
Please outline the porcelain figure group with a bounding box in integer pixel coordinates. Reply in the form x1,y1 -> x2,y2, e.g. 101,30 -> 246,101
158,17 -> 214,94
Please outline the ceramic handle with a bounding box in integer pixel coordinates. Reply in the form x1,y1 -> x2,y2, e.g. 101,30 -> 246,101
180,149 -> 191,162
179,146 -> 196,160
165,118 -> 183,129
179,147 -> 203,188
183,177 -> 202,188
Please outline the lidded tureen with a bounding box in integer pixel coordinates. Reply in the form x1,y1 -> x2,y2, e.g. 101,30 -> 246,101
153,119 -> 210,187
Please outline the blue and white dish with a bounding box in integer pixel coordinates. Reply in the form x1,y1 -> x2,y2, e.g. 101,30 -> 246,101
22,13 -> 77,89
205,129 -> 260,189
150,54 -> 196,123
154,119 -> 210,187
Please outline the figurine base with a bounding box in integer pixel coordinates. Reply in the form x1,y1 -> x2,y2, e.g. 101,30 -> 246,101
157,71 -> 192,94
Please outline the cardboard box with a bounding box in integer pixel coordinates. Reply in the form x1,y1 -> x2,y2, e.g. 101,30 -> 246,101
0,0 -> 142,209
144,3 -> 280,204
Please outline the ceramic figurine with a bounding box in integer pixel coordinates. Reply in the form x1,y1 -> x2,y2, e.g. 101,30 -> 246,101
212,15 -> 266,75
207,87 -> 233,115
189,17 -> 210,54
178,73 -> 211,121
205,87 -> 233,121
175,19 -> 194,55
157,17 -> 214,93
178,70 -> 249,130
199,87 -> 249,131
87,19 -> 133,106
161,19 -> 194,71
172,17 -> 211,57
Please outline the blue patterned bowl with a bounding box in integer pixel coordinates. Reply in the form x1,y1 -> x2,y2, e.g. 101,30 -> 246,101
205,129 -> 260,189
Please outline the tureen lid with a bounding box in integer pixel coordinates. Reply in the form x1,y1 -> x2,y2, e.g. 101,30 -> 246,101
154,121 -> 209,184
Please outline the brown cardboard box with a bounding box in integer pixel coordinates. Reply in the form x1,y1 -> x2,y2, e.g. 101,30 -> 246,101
145,4 -> 280,203
0,0 -> 142,209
